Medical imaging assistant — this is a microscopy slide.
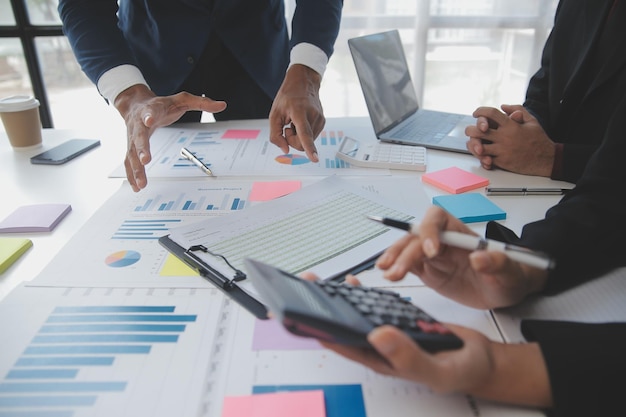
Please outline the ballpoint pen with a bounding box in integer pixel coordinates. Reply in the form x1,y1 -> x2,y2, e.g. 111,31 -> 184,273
180,147 -> 213,176
485,187 -> 572,196
367,215 -> 555,270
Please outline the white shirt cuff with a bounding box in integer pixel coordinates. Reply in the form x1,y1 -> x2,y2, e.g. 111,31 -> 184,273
97,64 -> 149,103
289,43 -> 328,77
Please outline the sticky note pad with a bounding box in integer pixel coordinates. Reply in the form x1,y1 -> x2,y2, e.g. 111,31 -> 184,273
433,193 -> 506,223
422,166 -> 489,194
249,180 -> 302,202
221,390 -> 325,417
0,204 -> 72,233
0,237 -> 33,274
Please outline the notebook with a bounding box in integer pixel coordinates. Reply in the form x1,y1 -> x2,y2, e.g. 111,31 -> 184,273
348,29 -> 474,154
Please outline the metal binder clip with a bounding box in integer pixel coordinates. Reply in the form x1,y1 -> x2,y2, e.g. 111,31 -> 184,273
184,244 -> 247,288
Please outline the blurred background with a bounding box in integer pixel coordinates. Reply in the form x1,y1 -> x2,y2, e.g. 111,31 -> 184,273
0,0 -> 559,134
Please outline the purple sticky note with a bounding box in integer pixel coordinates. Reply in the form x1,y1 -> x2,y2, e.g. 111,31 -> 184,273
0,204 -> 72,233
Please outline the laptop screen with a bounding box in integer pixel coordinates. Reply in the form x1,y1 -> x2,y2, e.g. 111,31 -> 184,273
348,30 -> 420,135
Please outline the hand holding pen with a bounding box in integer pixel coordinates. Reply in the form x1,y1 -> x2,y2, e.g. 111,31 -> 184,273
368,215 -> 554,270
368,207 -> 553,310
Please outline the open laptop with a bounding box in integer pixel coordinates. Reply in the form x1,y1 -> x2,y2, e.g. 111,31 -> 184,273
348,30 -> 474,154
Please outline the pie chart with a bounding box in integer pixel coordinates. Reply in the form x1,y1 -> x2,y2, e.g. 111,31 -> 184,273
275,154 -> 310,165
105,250 -> 141,268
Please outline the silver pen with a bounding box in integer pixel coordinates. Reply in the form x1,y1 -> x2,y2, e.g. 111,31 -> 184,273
180,147 -> 213,176
368,215 -> 555,270
485,187 -> 572,196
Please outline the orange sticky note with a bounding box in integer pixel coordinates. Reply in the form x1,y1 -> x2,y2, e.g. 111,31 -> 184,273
221,390 -> 325,417
421,166 -> 489,194
249,181 -> 302,202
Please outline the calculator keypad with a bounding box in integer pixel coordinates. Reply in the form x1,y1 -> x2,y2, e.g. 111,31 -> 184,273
367,143 -> 426,165
317,281 -> 452,336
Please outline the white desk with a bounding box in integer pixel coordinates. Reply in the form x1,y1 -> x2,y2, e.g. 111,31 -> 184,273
0,117 -> 570,299
0,117 -> 572,417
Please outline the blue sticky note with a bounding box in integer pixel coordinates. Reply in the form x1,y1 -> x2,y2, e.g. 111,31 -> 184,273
433,193 -> 506,223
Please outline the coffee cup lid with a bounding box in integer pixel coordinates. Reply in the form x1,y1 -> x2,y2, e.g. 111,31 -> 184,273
0,95 -> 40,112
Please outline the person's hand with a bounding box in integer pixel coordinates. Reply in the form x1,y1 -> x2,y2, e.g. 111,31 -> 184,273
113,85 -> 227,192
464,104 -> 555,177
269,64 -> 325,163
376,206 -> 548,310
301,271 -> 551,407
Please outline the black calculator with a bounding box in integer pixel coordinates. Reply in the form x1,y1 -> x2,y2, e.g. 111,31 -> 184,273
244,258 -> 463,353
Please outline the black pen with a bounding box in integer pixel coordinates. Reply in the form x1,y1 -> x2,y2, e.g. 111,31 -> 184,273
367,215 -> 555,270
485,187 -> 572,196
181,147 -> 213,176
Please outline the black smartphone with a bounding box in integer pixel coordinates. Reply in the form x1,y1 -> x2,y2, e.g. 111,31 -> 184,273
30,139 -> 100,165
244,258 -> 464,353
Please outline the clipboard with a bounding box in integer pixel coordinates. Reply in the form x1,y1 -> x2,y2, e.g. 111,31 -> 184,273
159,235 -> 269,319
159,235 -> 382,320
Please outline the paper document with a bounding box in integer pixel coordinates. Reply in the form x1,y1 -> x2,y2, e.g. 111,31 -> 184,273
493,267 -> 626,342
109,119 -> 390,178
165,176 -> 427,300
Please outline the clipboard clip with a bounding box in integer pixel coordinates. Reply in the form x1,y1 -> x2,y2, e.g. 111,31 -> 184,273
184,244 -> 246,289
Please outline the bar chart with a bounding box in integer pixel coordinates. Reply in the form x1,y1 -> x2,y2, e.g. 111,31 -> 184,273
0,286 -> 226,417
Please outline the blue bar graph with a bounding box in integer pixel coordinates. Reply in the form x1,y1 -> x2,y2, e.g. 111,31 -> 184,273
46,314 -> 197,323
6,369 -> 79,379
15,357 -> 115,367
0,411 -> 74,417
53,306 -> 175,314
0,382 -> 126,393
24,345 -> 151,355
32,334 -> 179,343
0,396 -> 97,407
2,304 -> 196,416
112,219 -> 182,240
39,324 -> 186,333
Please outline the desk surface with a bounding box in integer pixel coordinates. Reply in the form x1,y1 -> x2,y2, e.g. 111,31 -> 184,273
0,117 -> 570,300
0,117 -> 570,417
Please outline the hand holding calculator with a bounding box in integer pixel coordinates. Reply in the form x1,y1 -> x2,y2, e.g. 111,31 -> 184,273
244,258 -> 463,353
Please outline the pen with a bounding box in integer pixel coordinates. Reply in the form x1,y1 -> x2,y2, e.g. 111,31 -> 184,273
367,215 -> 555,270
181,147 -> 213,176
485,187 -> 572,196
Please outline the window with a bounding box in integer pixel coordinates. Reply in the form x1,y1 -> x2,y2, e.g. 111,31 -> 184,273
1,0 -> 558,133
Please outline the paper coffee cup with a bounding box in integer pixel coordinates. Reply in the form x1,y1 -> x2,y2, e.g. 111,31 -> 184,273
0,95 -> 43,149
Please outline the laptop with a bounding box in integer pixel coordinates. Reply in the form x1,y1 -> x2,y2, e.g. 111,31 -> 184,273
348,29 -> 474,154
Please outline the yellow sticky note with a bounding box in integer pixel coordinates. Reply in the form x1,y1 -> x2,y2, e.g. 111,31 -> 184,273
0,237 -> 33,274
159,253 -> 198,276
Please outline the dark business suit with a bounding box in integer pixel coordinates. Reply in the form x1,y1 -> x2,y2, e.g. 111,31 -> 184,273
58,0 -> 342,119
487,91 -> 626,417
524,0 -> 626,183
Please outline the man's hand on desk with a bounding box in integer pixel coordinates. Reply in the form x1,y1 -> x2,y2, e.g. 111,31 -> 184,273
376,206 -> 549,310
113,84 -> 227,192
269,64 -> 325,163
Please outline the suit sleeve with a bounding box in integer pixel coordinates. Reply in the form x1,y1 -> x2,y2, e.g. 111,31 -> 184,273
521,320 -> 626,417
290,0 -> 343,58
486,92 -> 626,294
58,0 -> 138,86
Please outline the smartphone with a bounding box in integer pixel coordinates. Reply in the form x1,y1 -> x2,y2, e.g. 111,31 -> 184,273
244,258 -> 463,353
30,139 -> 100,165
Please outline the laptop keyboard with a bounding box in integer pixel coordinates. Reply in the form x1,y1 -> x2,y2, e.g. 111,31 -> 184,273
393,110 -> 464,143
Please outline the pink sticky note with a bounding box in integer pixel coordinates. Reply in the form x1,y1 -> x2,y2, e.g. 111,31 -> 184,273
421,166 -> 489,194
249,181 -> 302,202
221,390 -> 326,417
0,204 -> 72,233
221,129 -> 260,139
252,318 -> 323,351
